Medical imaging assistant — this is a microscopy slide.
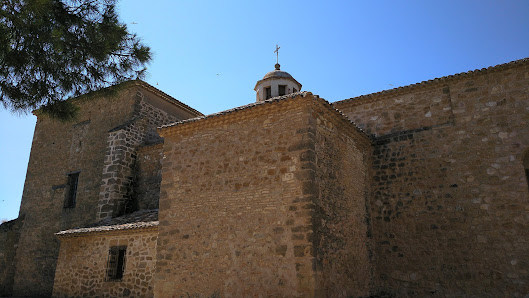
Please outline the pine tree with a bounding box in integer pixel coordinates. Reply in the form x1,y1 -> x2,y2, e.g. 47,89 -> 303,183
0,0 -> 151,120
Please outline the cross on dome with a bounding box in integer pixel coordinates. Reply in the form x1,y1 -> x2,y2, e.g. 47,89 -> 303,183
274,44 -> 280,65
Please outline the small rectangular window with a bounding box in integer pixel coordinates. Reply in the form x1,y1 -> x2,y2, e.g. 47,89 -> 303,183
265,87 -> 271,99
106,246 -> 126,281
64,172 -> 79,208
293,88 -> 298,93
278,85 -> 286,96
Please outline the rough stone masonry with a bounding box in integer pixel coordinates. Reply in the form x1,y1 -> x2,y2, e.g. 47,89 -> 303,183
0,58 -> 528,297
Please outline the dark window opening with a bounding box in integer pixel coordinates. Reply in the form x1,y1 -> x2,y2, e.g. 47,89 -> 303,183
64,172 -> 79,208
265,87 -> 271,99
278,85 -> 286,96
106,246 -> 126,281
293,88 -> 298,93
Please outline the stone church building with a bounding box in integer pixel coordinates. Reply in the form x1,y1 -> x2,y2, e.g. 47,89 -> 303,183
1,58 -> 529,297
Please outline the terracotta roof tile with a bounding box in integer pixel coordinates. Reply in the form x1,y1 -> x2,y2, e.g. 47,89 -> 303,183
56,209 -> 158,237
132,80 -> 203,117
159,91 -> 371,143
159,91 -> 312,130
334,57 -> 529,106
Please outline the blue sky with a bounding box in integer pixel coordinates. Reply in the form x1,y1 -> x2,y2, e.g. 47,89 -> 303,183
1,0 -> 529,221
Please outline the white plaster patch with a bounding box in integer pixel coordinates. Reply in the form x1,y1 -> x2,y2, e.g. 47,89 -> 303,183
424,111 -> 432,118
498,132 -> 509,139
282,173 -> 294,181
490,127 -> 500,134
491,85 -> 504,94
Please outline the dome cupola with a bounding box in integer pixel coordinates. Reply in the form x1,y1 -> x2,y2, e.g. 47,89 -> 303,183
254,63 -> 302,102
254,46 -> 302,102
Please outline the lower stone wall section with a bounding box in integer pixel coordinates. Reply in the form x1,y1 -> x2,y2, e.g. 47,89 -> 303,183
52,229 -> 157,297
0,217 -> 23,296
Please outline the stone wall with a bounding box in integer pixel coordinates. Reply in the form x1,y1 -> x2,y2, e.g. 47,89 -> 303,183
13,88 -> 137,297
0,217 -> 23,296
339,85 -> 454,138
334,61 -> 529,296
311,101 -> 372,296
13,82 -> 200,297
156,94 -> 374,297
135,143 -> 164,210
156,95 -> 318,296
96,89 -> 185,220
52,229 -> 157,297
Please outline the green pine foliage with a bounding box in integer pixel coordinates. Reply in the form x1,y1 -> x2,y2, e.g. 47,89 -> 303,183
0,0 -> 151,120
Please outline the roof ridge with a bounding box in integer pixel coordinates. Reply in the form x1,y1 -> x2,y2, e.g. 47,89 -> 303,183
334,57 -> 529,106
132,80 -> 203,116
159,91 -> 312,131
34,80 -> 203,117
158,91 -> 372,147
313,96 -> 373,144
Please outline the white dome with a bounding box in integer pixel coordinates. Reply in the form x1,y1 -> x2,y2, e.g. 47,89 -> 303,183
254,64 -> 302,102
